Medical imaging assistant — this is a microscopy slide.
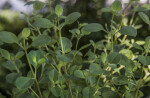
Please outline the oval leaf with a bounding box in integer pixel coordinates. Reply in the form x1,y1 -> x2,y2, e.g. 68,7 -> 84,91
33,1 -> 44,10
138,55 -> 150,65
61,37 -> 72,53
32,35 -> 51,47
33,18 -> 53,28
0,31 -> 18,43
15,77 -> 34,89
111,0 -> 122,12
74,70 -> 85,79
119,26 -> 137,37
55,5 -> 63,16
84,23 -> 104,32
65,12 -> 81,24
138,12 -> 150,25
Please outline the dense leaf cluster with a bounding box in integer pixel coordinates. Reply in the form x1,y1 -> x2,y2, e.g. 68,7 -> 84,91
0,0 -> 150,98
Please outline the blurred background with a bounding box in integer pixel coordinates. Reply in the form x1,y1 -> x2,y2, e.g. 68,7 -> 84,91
0,0 -> 150,98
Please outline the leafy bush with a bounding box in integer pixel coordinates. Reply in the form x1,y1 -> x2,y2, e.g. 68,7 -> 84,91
0,0 -> 150,98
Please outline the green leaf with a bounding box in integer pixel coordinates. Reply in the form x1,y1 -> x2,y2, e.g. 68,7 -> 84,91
138,55 -> 150,65
0,48 -> 10,60
0,31 -> 18,43
83,23 -> 104,32
28,50 -> 45,69
57,53 -> 73,62
82,87 -> 90,98
111,0 -> 122,12
15,51 -> 24,59
33,18 -> 53,28
15,77 -> 34,89
89,63 -> 103,75
119,26 -> 137,37
6,73 -> 21,84
50,87 -> 61,97
65,12 -> 81,24
33,1 -> 44,10
113,75 -> 128,85
22,28 -> 30,38
74,70 -> 85,79
119,49 -> 133,59
107,52 -> 121,64
133,43 -> 143,50
55,5 -> 63,16
32,35 -> 51,47
37,58 -> 45,65
101,8 -> 112,12
138,12 -> 150,25
61,37 -> 72,53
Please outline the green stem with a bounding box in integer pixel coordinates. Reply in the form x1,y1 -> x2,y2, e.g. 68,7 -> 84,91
24,49 -> 43,98
75,38 -> 80,50
30,88 -> 40,98
110,14 -> 114,53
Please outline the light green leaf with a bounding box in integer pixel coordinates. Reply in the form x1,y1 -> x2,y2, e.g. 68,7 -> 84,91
89,63 -> 103,75
65,12 -> 81,24
84,23 -> 104,32
119,49 -> 133,59
33,1 -> 44,10
74,70 -> 85,79
37,58 -> 45,65
0,31 -> 18,43
32,35 -> 51,47
61,37 -> 72,53
55,5 -> 63,16
111,0 -> 122,12
15,77 -> 34,89
138,55 -> 150,65
22,28 -> 30,38
33,18 -> 53,28
119,26 -> 137,37
0,48 -> 10,60
138,12 -> 150,25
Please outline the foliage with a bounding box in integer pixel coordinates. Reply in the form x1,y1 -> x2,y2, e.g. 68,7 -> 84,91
0,0 -> 150,98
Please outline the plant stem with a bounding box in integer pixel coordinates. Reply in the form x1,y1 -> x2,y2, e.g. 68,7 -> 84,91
75,38 -> 80,50
30,88 -> 40,98
110,14 -> 114,53
24,49 -> 43,98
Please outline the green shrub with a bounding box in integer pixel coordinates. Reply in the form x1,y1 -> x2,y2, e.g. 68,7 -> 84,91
0,0 -> 150,98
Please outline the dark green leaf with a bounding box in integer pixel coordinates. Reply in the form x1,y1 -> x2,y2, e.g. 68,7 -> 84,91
15,51 -> 24,59
119,26 -> 137,37
74,70 -> 85,79
6,73 -> 21,84
33,1 -> 44,10
84,23 -> 104,32
138,12 -> 150,25
32,35 -> 51,47
65,12 -> 81,24
89,63 -> 103,75
111,0 -> 122,12
15,77 -> 34,89
57,53 -> 73,62
33,18 -> 53,28
61,37 -> 72,53
0,31 -> 18,43
101,8 -> 112,12
0,48 -> 10,60
138,55 -> 150,65
113,75 -> 128,85
133,43 -> 143,50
